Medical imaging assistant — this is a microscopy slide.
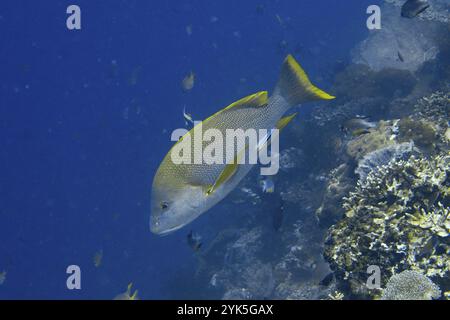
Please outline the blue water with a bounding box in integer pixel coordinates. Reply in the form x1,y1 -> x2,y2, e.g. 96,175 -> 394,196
0,0 -> 381,299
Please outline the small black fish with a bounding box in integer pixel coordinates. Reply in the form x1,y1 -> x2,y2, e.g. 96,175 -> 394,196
187,231 -> 202,252
401,0 -> 430,19
256,4 -> 265,15
272,194 -> 284,231
397,51 -> 405,62
278,40 -> 289,54
319,273 -> 335,286
294,44 -> 304,55
261,191 -> 284,231
272,204 -> 284,231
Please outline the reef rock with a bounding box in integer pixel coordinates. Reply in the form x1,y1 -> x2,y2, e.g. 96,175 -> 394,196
316,164 -> 355,227
355,141 -> 416,183
385,0 -> 449,23
352,4 -> 441,72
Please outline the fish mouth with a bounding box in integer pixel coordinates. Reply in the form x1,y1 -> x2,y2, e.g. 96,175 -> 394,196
151,223 -> 185,236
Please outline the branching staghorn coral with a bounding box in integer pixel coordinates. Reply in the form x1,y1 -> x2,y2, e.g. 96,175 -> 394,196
324,152 -> 450,298
410,91 -> 450,146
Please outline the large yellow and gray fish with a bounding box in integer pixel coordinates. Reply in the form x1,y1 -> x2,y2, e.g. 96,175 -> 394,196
150,55 -> 334,235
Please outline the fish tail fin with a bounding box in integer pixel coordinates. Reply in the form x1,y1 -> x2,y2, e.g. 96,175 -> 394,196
275,54 -> 335,107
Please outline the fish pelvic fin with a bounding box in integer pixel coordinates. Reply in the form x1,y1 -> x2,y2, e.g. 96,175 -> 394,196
276,54 -> 335,107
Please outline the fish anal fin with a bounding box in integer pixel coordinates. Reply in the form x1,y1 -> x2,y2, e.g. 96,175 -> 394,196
276,54 -> 335,106
276,113 -> 298,130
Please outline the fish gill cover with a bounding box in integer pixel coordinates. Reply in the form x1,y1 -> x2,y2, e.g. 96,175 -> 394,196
0,0 -> 448,300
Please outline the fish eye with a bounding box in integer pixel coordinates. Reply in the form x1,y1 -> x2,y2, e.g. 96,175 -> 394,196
160,201 -> 169,210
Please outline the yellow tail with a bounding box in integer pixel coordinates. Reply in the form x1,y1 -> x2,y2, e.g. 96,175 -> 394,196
276,54 -> 335,106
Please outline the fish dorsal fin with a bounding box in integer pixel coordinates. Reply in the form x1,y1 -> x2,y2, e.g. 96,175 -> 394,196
206,146 -> 248,195
223,91 -> 268,111
276,113 -> 298,130
276,54 -> 335,106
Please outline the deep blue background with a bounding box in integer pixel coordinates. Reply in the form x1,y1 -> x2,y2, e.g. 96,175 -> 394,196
0,0 -> 380,299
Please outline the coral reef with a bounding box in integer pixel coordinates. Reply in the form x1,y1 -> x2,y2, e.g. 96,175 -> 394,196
397,117 -> 438,151
187,94 -> 449,300
178,1 -> 449,300
412,91 -> 449,135
324,152 -> 450,298
381,270 -> 441,300
394,91 -> 450,151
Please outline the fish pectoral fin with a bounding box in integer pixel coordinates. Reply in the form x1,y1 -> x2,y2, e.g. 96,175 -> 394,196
276,113 -> 298,130
223,91 -> 268,112
206,162 -> 239,196
207,145 -> 250,196
207,143 -> 249,195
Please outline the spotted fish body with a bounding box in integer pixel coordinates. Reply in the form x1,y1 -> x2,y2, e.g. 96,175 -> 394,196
151,55 -> 334,235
